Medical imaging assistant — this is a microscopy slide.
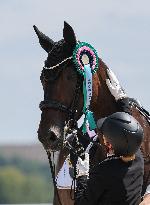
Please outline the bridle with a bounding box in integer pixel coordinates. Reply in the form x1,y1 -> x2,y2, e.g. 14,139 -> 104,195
39,57 -> 84,205
39,60 -> 83,124
39,100 -> 73,116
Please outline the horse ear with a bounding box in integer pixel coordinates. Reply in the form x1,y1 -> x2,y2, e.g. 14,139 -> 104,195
33,25 -> 54,53
63,21 -> 76,47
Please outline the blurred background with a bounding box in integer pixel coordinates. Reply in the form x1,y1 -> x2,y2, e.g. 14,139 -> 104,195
0,0 -> 150,203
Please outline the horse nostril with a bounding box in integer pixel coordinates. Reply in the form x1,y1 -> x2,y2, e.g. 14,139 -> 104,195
48,130 -> 58,142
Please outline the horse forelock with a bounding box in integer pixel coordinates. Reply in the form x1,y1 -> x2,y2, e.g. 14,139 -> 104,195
45,39 -> 74,68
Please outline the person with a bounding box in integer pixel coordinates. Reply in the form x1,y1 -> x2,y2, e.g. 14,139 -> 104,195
75,111 -> 144,205
105,68 -> 150,205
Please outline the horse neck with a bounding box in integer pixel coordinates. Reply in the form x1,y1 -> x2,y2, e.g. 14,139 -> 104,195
56,60 -> 118,172
91,59 -> 118,120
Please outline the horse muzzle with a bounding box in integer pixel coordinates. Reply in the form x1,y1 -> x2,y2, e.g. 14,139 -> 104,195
38,129 -> 62,151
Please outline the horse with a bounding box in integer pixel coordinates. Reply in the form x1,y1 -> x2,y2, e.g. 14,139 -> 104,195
34,22 -> 150,205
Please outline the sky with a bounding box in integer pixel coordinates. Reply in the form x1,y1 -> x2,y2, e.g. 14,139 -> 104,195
0,0 -> 150,145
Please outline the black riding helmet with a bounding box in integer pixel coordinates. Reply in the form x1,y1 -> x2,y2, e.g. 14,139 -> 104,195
97,112 -> 143,157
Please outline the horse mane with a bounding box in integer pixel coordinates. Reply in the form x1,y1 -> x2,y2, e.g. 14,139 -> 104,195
91,58 -> 118,120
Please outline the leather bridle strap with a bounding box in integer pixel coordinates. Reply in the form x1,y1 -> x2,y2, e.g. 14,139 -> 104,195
39,100 -> 73,115
68,76 -> 83,120
46,150 -> 63,205
39,75 -> 83,125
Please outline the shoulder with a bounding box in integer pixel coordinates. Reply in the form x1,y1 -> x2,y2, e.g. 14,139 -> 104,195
133,149 -> 144,172
91,156 -> 121,174
135,149 -> 144,161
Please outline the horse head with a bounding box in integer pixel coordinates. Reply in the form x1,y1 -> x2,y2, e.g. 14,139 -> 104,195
34,22 -> 84,151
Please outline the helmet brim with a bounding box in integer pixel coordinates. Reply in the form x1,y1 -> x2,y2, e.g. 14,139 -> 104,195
97,117 -> 107,130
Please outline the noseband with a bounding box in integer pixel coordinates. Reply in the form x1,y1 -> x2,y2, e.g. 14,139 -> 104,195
39,100 -> 73,115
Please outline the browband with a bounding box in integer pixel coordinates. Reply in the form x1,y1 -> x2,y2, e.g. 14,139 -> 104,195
44,56 -> 72,70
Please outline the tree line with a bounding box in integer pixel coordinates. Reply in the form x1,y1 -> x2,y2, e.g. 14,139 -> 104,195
0,154 -> 53,203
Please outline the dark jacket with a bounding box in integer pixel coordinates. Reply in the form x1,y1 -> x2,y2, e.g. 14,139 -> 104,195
75,149 -> 144,205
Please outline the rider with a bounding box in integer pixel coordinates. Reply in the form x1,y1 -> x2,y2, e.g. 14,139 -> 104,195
75,111 -> 144,205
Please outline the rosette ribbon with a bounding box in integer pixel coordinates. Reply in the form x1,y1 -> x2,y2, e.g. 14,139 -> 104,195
82,65 -> 96,134
73,42 -> 99,137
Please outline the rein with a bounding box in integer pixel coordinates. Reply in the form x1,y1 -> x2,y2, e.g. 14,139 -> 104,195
46,150 -> 63,205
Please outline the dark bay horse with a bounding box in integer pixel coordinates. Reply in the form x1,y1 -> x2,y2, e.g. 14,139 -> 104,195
34,22 -> 150,205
